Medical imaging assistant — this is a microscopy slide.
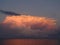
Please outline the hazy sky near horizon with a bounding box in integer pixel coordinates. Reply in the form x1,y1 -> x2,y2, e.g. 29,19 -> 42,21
0,0 -> 60,22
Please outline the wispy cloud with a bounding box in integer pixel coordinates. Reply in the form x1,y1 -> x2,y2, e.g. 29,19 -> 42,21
0,10 -> 21,16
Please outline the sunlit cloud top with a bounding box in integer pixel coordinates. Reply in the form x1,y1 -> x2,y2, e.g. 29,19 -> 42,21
0,15 -> 58,38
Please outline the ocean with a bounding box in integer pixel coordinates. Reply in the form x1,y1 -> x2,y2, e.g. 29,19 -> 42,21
0,39 -> 59,45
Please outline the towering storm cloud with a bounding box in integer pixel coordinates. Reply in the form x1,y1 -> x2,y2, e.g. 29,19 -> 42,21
0,10 -> 20,15
0,15 -> 58,38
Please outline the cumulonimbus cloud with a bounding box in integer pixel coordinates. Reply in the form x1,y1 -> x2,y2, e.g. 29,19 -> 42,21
0,15 -> 59,38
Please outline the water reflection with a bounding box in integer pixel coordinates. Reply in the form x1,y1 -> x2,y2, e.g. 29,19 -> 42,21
0,39 -> 58,45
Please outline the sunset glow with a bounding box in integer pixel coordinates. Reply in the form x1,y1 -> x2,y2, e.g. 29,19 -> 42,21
2,15 -> 56,31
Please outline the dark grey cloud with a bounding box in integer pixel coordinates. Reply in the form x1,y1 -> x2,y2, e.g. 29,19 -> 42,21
0,10 -> 21,16
0,23 -> 59,39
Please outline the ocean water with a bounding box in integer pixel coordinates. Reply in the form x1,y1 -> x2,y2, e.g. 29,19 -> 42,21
0,39 -> 59,45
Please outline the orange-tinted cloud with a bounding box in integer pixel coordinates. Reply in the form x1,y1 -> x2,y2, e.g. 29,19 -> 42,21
0,15 -> 58,38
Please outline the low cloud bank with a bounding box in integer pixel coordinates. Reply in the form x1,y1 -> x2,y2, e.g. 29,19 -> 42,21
0,15 -> 59,38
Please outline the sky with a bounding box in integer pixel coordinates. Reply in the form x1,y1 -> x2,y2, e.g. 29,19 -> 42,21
0,0 -> 60,22
0,0 -> 60,38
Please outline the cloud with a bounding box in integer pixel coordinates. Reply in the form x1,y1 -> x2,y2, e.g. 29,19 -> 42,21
0,10 -> 21,16
0,15 -> 59,38
0,23 -> 58,39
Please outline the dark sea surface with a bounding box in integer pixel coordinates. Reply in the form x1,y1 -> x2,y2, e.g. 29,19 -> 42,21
0,39 -> 59,45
